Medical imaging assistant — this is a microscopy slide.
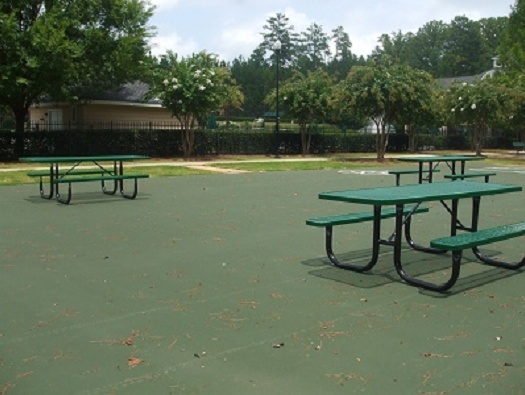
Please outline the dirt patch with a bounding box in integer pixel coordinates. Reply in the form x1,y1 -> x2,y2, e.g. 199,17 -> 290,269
185,165 -> 250,174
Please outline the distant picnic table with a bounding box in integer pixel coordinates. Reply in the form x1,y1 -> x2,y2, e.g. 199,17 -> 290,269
19,155 -> 150,204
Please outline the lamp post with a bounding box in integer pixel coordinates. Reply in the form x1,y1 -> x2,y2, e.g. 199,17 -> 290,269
273,40 -> 281,158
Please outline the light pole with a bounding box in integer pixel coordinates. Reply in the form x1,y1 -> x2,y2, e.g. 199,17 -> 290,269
273,40 -> 281,158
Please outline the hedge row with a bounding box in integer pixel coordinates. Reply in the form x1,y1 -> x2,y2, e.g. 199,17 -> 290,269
0,129 -> 515,160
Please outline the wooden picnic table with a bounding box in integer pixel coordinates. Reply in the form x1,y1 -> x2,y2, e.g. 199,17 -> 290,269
396,155 -> 485,184
315,181 -> 524,291
19,155 -> 150,204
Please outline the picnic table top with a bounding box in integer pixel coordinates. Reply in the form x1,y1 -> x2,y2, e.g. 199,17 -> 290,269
397,155 -> 485,163
319,181 -> 522,205
19,154 -> 150,163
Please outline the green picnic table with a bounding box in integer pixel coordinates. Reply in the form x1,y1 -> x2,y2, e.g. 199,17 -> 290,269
19,155 -> 150,204
396,155 -> 485,184
313,181 -> 524,292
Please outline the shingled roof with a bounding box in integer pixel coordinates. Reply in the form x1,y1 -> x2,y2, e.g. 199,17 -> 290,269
81,82 -> 162,105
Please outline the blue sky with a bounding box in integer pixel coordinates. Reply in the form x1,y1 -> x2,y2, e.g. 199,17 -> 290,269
148,0 -> 515,61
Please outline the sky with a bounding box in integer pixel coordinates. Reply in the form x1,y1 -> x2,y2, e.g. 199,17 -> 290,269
148,0 -> 515,61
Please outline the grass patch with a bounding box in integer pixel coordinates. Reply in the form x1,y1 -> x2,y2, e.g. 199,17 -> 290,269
0,166 -> 212,186
210,159 -> 389,172
1,153 -> 523,186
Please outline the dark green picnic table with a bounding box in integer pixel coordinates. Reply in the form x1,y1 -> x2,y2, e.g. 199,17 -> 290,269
19,155 -> 150,204
317,181 -> 523,291
397,155 -> 485,183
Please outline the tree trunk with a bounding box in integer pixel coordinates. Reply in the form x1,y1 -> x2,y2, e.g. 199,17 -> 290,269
473,122 -> 485,156
407,124 -> 417,153
181,117 -> 195,158
376,119 -> 388,161
300,122 -> 310,156
13,106 -> 28,158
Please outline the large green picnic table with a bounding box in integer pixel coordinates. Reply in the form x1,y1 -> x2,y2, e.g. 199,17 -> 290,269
316,181 -> 524,291
19,155 -> 150,204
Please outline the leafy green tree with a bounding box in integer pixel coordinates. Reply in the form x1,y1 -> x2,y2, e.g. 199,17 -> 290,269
297,23 -> 331,72
259,13 -> 300,67
371,31 -> 417,66
327,26 -> 363,80
391,68 -> 439,152
440,16 -> 486,77
479,17 -> 508,67
409,21 -> 448,76
446,78 -> 509,155
331,26 -> 353,62
499,0 -> 525,75
265,69 -> 333,155
494,73 -> 525,142
150,51 -> 242,158
334,59 -> 436,160
0,0 -> 154,156
230,55 -> 274,117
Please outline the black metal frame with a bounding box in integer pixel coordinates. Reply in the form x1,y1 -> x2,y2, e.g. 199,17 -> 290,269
323,196 -> 524,292
36,160 -> 141,204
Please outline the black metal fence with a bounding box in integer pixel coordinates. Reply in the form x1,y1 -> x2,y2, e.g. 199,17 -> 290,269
0,125 -> 517,161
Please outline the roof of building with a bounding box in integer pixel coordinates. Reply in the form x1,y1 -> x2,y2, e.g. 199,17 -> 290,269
81,82 -> 162,105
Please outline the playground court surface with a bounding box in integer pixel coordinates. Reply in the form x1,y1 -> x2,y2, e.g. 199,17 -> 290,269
1,162 -> 525,394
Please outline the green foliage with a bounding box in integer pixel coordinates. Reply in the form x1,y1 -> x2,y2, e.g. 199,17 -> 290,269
333,60 -> 438,158
0,0 -> 154,157
499,0 -> 525,74
370,16 -> 507,78
265,69 -> 334,154
149,51 -> 243,157
447,78 -> 510,154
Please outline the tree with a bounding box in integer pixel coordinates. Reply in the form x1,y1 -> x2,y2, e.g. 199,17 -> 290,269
259,13 -> 300,67
297,23 -> 331,72
446,78 -> 509,155
499,0 -> 525,75
440,16 -> 486,77
334,59 -> 436,160
391,67 -> 439,152
230,55 -> 274,117
371,31 -> 417,66
0,0 -> 154,156
409,21 -> 448,76
331,26 -> 353,62
150,51 -> 242,158
265,69 -> 333,155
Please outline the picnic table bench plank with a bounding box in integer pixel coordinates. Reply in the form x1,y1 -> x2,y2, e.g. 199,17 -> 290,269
444,172 -> 496,183
428,222 -> 525,291
306,205 -> 429,272
388,169 -> 440,186
54,174 -> 149,204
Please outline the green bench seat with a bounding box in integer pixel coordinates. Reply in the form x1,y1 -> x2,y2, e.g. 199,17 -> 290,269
444,172 -> 496,183
306,205 -> 429,227
430,222 -> 525,251
388,169 -> 440,186
52,174 -> 149,204
426,222 -> 525,291
306,205 -> 429,272
52,174 -> 149,184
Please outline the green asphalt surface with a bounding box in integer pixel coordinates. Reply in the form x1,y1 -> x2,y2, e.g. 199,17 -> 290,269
1,161 -> 525,394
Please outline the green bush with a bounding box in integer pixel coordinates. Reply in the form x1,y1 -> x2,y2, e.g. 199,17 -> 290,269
0,128 -> 515,160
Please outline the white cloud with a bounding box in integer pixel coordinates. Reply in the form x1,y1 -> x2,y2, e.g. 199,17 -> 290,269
148,0 -> 514,60
149,33 -> 199,58
148,0 -> 181,11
